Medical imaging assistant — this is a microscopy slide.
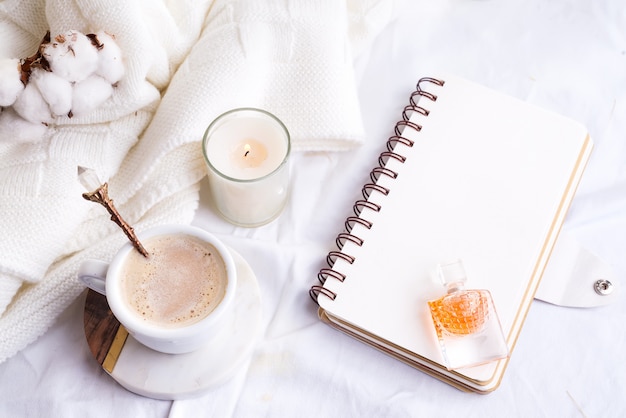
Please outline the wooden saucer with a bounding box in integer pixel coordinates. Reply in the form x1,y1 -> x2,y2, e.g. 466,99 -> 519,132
83,248 -> 262,400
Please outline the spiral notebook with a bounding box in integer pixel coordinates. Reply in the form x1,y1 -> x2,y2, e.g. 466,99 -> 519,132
309,74 -> 592,393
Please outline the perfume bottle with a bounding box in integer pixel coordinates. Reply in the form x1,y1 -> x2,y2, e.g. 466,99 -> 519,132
427,259 -> 509,370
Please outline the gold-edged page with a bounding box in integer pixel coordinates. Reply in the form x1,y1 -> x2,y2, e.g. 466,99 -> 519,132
319,309 -> 506,393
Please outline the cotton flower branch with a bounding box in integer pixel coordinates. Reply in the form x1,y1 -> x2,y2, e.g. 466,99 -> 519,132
0,29 -> 125,142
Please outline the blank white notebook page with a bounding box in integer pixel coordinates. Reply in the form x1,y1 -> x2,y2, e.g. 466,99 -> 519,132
318,74 -> 591,385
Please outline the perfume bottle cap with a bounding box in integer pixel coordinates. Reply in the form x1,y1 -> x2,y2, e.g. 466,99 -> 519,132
437,259 -> 467,292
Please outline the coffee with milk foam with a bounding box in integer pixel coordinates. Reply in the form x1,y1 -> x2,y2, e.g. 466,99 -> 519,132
120,233 -> 228,328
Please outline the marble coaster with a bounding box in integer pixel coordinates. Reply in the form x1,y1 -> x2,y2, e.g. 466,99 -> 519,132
83,248 -> 262,400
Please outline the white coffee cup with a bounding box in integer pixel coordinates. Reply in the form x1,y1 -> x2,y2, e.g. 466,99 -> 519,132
78,224 -> 237,354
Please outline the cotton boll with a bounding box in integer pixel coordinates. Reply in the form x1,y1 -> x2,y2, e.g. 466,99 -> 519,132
41,30 -> 99,83
89,31 -> 125,84
30,67 -> 73,116
0,106 -> 47,142
12,82 -> 53,124
0,58 -> 25,107
71,75 -> 113,117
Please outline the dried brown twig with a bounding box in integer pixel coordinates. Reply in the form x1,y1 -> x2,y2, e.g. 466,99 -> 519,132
82,183 -> 149,258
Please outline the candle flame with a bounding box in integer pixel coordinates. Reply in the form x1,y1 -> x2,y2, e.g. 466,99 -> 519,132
244,143 -> 251,157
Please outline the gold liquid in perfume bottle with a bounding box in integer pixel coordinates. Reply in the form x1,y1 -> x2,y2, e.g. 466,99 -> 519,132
428,260 -> 509,370
428,290 -> 489,336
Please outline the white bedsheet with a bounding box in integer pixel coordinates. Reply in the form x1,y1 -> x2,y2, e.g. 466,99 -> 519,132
1,0 -> 625,416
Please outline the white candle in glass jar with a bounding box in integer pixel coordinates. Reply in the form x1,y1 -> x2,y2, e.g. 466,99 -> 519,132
202,108 -> 291,227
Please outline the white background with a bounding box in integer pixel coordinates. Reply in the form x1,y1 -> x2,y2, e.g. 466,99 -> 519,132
1,0 -> 625,416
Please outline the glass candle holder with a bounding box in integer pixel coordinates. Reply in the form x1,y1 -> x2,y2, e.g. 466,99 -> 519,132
202,108 -> 291,227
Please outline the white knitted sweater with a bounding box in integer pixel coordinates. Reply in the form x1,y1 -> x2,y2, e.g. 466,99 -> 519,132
0,0 -> 392,362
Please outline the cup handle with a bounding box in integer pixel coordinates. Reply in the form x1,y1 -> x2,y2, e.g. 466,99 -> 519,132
78,259 -> 109,295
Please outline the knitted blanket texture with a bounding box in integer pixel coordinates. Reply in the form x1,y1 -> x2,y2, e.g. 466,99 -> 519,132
0,0 -> 392,362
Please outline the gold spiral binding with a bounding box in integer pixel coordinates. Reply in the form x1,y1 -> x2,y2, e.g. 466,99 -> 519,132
370,166 -> 398,182
362,183 -> 390,199
378,151 -> 406,167
310,77 -> 445,304
386,135 -> 414,150
410,77 -> 444,105
345,216 -> 373,232
336,232 -> 364,249
353,199 -> 381,217
402,104 -> 429,122
394,120 -> 422,137
318,268 -> 346,284
310,285 -> 337,301
326,250 -> 355,266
